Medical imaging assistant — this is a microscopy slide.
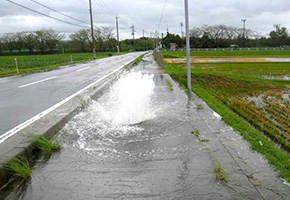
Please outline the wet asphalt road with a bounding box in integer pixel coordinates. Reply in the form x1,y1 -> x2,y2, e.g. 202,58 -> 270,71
4,54 -> 290,200
0,52 -> 142,135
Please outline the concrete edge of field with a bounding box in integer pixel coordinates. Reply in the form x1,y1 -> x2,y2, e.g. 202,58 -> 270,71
0,53 -> 145,189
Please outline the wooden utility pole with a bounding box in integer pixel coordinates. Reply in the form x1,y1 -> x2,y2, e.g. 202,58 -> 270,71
131,24 -> 136,50
116,15 -> 120,53
89,0 -> 96,59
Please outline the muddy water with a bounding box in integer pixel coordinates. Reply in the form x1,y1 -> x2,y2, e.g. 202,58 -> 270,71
8,55 -> 238,200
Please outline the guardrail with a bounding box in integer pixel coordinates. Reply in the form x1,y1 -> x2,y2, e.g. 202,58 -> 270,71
153,51 -> 164,68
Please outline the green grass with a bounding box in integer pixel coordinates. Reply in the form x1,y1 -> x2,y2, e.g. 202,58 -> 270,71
31,135 -> 61,158
191,62 -> 290,77
164,59 -> 290,182
214,163 -> 229,182
162,50 -> 290,58
191,129 -> 200,136
0,52 -> 125,77
166,79 -> 173,91
4,157 -> 31,179
199,139 -> 209,142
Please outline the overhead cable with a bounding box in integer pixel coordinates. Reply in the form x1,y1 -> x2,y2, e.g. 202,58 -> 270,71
157,0 -> 167,32
30,0 -> 90,25
7,0 -> 89,28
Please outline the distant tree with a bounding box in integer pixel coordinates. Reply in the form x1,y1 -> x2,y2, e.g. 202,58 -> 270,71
44,29 -> 63,52
119,37 -> 154,51
0,37 -> 4,55
94,27 -> 116,52
135,38 -> 154,51
3,33 -> 16,53
35,29 -> 47,53
200,32 -> 214,48
190,27 -> 204,38
24,32 -> 37,53
269,25 -> 289,47
161,33 -> 182,49
70,29 -> 91,52
14,32 -> 26,52
188,25 -> 260,48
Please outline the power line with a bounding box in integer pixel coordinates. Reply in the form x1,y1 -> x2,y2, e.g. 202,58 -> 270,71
98,0 -> 115,16
30,0 -> 89,25
93,0 -> 114,19
157,0 -> 167,32
7,0 -> 89,28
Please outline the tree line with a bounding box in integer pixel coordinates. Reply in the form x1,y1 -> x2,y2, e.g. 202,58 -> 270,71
1,24 -> 289,55
0,27 -> 155,55
162,24 -> 290,49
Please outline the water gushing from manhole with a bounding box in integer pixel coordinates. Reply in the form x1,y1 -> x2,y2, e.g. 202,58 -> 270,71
94,71 -> 156,125
66,71 -> 157,154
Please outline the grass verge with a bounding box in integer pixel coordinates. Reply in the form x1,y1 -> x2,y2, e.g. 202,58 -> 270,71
3,157 -> 31,179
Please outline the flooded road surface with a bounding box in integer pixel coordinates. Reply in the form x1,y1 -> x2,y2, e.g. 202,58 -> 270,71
7,53 -> 290,200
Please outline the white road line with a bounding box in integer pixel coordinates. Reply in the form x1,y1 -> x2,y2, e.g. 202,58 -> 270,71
76,67 -> 91,72
18,76 -> 57,88
0,55 -> 139,144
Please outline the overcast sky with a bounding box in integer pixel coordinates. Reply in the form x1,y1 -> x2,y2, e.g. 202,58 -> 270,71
1,0 -> 290,39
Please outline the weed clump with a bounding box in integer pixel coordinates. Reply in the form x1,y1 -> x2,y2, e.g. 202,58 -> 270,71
214,163 -> 228,182
199,139 -> 209,142
4,157 -> 31,179
191,129 -> 200,136
166,79 -> 173,91
196,104 -> 204,110
31,135 -> 61,158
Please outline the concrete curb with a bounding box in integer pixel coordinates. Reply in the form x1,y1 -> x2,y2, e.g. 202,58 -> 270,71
0,53 -> 144,189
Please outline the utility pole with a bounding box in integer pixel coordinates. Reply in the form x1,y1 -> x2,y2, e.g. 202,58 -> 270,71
184,0 -> 191,99
89,0 -> 96,59
241,19 -> 246,47
142,29 -> 145,38
167,27 -> 169,50
180,22 -> 184,38
242,19 -> 246,38
116,15 -> 120,53
131,24 -> 136,51
155,30 -> 158,50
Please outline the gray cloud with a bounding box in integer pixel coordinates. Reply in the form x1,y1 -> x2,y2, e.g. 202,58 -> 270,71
1,0 -> 290,38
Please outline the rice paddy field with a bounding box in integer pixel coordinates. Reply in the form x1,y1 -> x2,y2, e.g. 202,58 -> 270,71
0,52 -> 124,77
162,50 -> 290,181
